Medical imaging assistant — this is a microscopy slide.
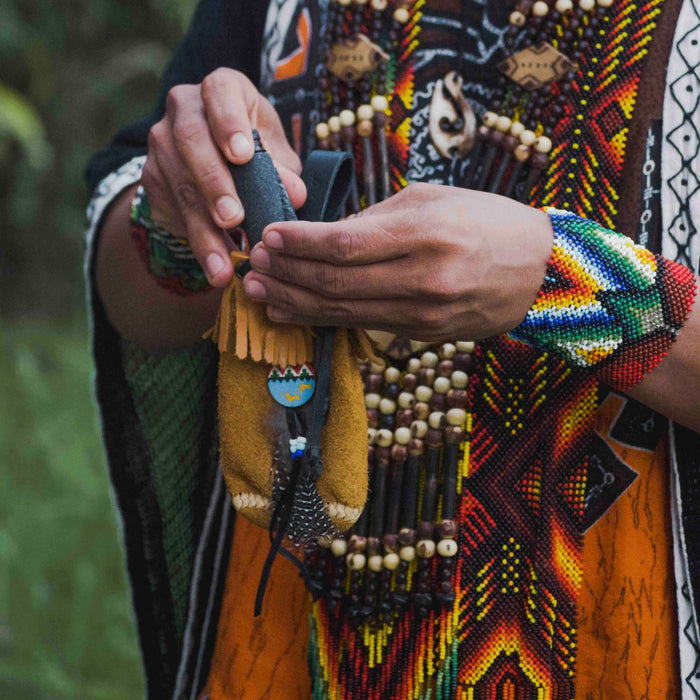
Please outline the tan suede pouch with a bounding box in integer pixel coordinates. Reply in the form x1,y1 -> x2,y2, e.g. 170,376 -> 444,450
206,251 -> 375,533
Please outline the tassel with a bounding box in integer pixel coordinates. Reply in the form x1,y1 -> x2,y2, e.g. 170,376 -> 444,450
204,251 -> 314,366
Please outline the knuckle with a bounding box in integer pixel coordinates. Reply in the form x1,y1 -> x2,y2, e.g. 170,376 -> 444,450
147,121 -> 166,152
328,228 -> 356,263
165,84 -> 190,114
174,181 -> 200,211
172,117 -> 205,149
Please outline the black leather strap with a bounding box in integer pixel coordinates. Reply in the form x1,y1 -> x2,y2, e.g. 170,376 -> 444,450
229,132 -> 353,278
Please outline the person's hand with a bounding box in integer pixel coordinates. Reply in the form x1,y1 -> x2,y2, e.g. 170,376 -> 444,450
243,183 -> 553,342
142,68 -> 307,287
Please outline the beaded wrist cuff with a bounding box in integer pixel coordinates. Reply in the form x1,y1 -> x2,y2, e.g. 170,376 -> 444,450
130,185 -> 209,295
510,208 -> 697,391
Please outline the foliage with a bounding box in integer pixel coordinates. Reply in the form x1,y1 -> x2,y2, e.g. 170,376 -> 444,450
1,1 -> 197,697
0,320 -> 143,698
0,0 -> 197,319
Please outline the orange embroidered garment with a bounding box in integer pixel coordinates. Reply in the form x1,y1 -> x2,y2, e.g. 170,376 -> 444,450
203,394 -> 679,698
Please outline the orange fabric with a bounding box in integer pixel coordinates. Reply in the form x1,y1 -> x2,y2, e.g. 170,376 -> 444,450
204,394 -> 680,699
199,516 -> 311,700
576,394 -> 679,699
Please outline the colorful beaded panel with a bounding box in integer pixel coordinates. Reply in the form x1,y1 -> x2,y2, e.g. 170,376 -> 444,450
130,185 -> 209,295
511,208 -> 697,390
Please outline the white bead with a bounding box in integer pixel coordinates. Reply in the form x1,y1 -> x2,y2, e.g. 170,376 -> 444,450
371,0 -> 388,10
520,130 -> 537,146
328,116 -> 341,133
383,552 -> 400,570
338,0 -> 352,6
367,427 -> 378,445
357,104 -> 374,121
514,144 -> 531,162
509,10 -> 526,25
446,408 -> 468,426
393,7 -> 410,22
496,115 -> 512,133
416,539 -> 436,558
331,538 -> 348,557
437,539 -> 458,558
455,341 -> 475,353
510,121 -> 525,138
365,392 -> 381,409
379,397 -> 397,415
376,429 -> 393,447
415,385 -> 433,403
428,411 -> 445,430
483,111 -> 498,128
399,546 -> 416,562
407,358 -> 422,373
315,122 -> 329,139
579,0 -> 595,9
535,136 -> 553,154
384,366 -> 401,384
433,376 -> 451,394
394,427 -> 411,445
439,343 -> 456,359
451,371 -> 469,389
411,420 -> 428,438
368,554 -> 384,572
346,552 -> 366,570
398,392 -> 415,409
596,0 -> 613,6
532,0 -> 549,15
421,351 -> 439,368
371,94 -> 389,112
339,109 -> 355,127
555,0 -> 574,11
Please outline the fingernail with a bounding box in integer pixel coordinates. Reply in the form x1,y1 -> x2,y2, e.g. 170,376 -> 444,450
216,196 -> 241,223
264,230 -> 283,250
230,133 -> 252,159
250,245 -> 270,271
206,253 -> 225,279
244,278 -> 266,300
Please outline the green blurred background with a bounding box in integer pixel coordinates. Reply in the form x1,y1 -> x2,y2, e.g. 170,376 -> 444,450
1,1 -> 197,696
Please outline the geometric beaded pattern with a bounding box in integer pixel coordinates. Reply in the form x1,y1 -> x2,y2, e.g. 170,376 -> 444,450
510,208 -> 697,390
535,0 -> 664,228
130,185 -> 209,295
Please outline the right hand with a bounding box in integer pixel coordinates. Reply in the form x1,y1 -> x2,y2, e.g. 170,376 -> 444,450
142,68 -> 307,287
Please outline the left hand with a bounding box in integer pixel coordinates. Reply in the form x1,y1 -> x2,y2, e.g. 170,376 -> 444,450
243,183 -> 554,342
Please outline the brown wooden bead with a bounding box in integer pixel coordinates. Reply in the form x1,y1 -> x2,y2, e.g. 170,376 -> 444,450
454,353 -> 474,372
341,125 -> 355,146
437,520 -> 458,539
366,408 -> 380,428
417,368 -> 436,386
402,373 -> 417,392
426,429 -> 444,448
391,444 -> 408,462
367,537 -> 381,555
503,134 -> 518,153
446,389 -> 469,409
349,534 -> 368,552
414,402 -> 430,420
366,374 -> 384,393
383,533 -> 399,552
437,360 -> 454,377
444,426 -> 465,444
429,393 -> 446,412
417,521 -> 435,539
398,528 -> 416,545
408,438 -> 425,456
396,409 -> 414,427
376,446 -> 392,464
531,152 -> 549,170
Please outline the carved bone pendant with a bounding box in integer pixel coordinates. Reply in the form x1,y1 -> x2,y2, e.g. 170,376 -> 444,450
429,71 -> 476,159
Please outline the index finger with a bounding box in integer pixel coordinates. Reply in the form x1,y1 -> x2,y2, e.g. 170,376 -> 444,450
262,216 -> 409,265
